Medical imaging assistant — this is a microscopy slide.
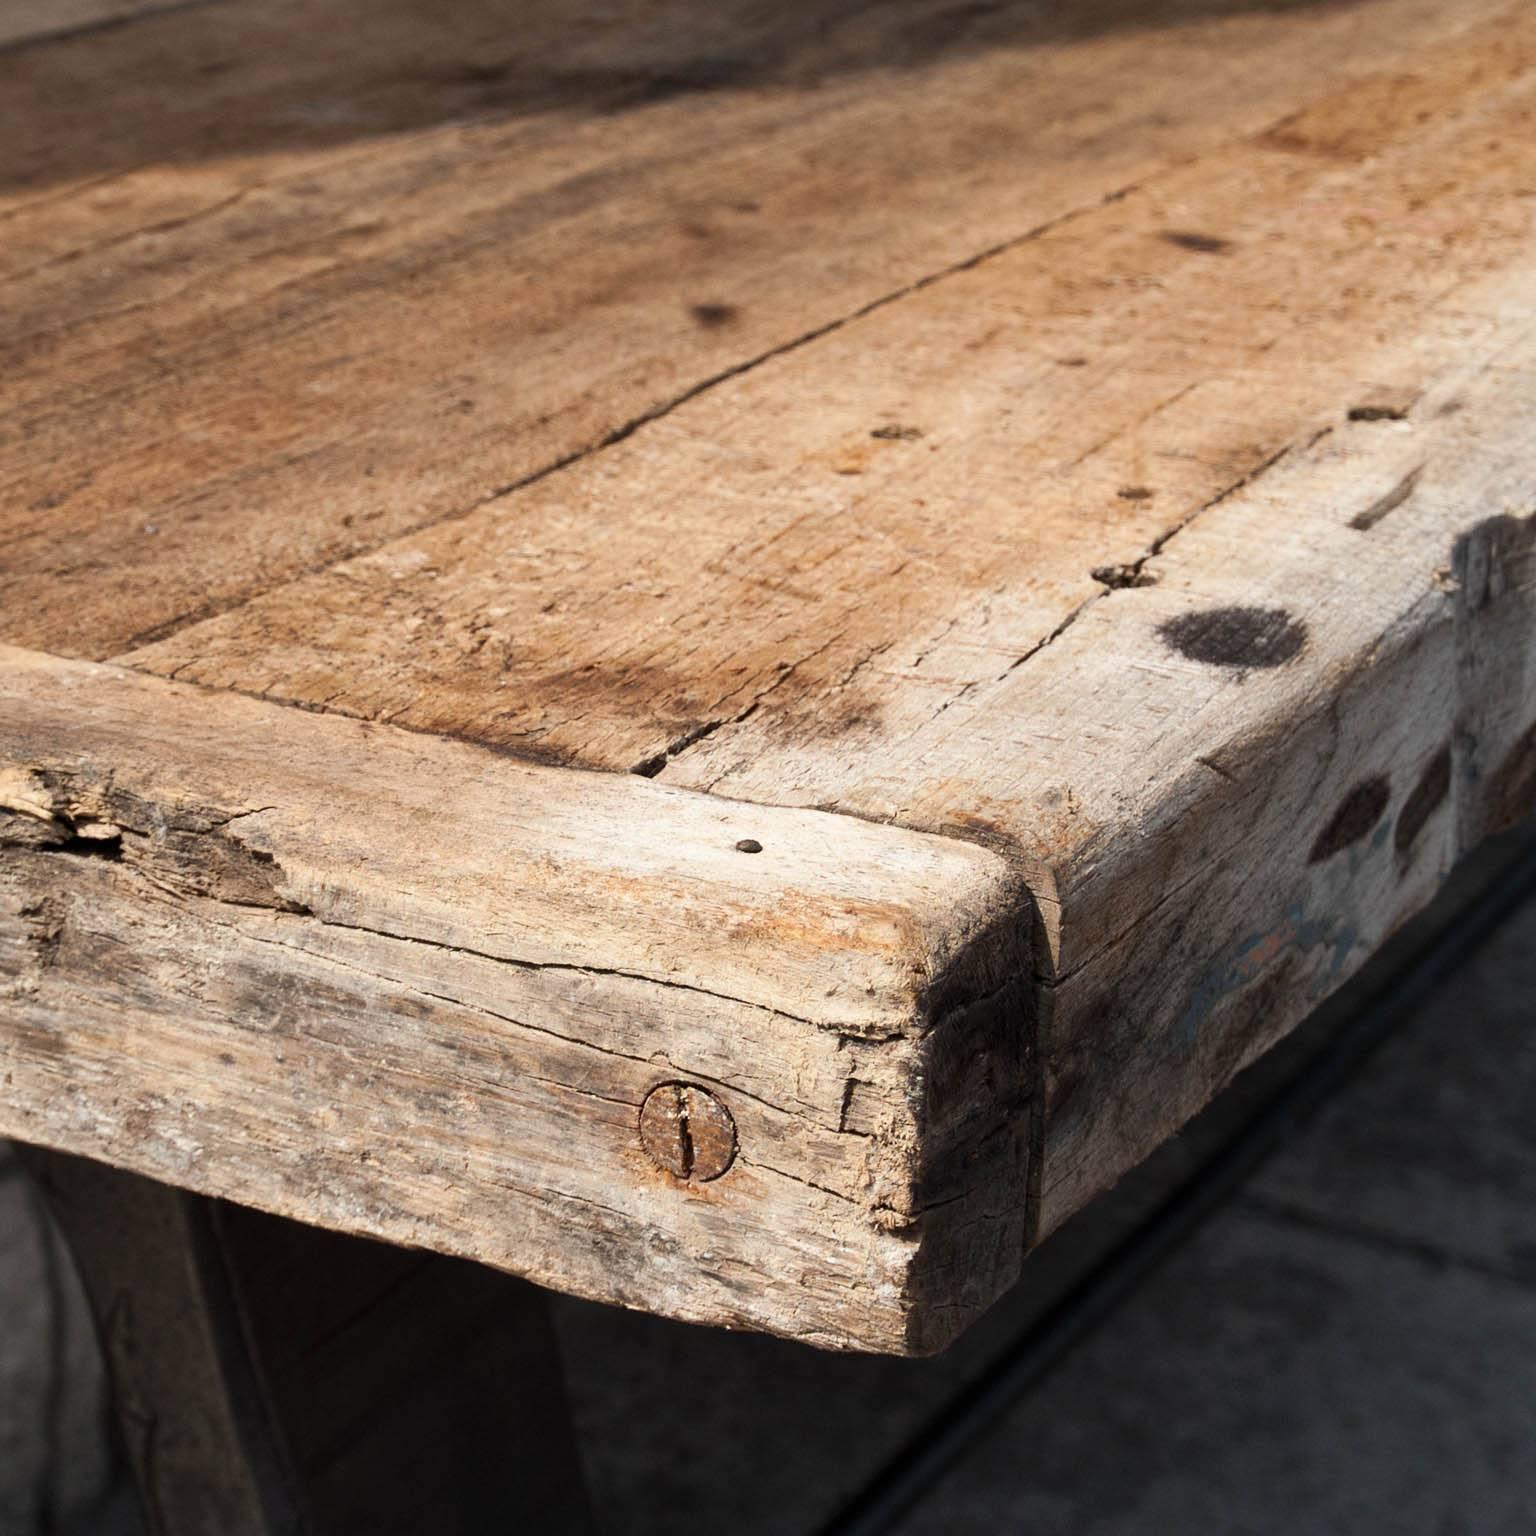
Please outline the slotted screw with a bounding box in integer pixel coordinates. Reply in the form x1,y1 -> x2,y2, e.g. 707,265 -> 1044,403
639,1083 -> 737,1182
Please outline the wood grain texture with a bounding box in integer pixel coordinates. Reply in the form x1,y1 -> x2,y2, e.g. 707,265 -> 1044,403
113,2 -> 1536,1247
0,647 -> 1030,1353
4,0 -> 1536,1352
1017,313 -> 1536,1233
0,0 -> 1513,655
129,5 -> 1536,781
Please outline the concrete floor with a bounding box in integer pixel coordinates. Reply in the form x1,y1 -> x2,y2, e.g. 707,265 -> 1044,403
4,857 -> 1534,1535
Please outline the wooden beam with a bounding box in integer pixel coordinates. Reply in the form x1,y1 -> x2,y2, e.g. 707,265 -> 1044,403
18,1145 -> 594,1534
0,646 -> 1031,1354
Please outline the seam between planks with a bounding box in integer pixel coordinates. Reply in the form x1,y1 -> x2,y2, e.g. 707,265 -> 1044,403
659,426 -> 1339,790
107,169 -> 1189,658
107,0 -> 1529,664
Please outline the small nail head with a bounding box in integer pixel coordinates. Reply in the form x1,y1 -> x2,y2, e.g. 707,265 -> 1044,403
735,838 -> 763,853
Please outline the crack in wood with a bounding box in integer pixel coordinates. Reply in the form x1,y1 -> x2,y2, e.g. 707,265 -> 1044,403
110,174 -> 1162,661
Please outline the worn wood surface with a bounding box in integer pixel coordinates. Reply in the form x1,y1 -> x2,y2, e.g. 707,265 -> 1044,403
3,0 -> 1536,1351
0,646 -> 1029,1352
2,0 -> 1518,657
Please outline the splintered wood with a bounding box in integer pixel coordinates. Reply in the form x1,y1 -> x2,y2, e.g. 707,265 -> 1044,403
3,0 -> 1535,1351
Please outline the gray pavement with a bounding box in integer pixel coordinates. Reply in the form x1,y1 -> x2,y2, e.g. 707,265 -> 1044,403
901,1212 -> 1536,1536
4,862 -> 1534,1535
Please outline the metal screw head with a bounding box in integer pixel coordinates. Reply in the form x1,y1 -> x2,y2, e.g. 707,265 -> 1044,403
639,1083 -> 737,1182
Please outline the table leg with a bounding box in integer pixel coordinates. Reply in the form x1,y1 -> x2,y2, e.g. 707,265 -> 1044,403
16,1146 -> 595,1536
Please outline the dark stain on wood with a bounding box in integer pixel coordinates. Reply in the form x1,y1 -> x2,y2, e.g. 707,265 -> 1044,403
895,0 -> 1011,57
932,809 -> 1016,859
1203,947 -> 1304,1089
437,61 -> 514,88
1160,230 -> 1232,254
689,302 -> 739,328
1116,485 -> 1154,500
1158,606 -> 1307,669
1481,720 -> 1536,838
6,774 -> 313,914
1348,403 -> 1408,422
627,56 -> 757,105
630,750 -> 669,778
1,807 -> 119,859
871,424 -> 924,441
1394,744 -> 1451,854
1309,773 -> 1391,863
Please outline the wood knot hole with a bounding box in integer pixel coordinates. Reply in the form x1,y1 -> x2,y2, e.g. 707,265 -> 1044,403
639,1083 -> 737,1182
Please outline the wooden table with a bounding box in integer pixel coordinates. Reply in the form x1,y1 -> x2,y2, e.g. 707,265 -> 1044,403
4,0 -> 1535,1523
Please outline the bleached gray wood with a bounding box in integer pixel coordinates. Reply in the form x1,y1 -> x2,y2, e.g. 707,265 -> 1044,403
0,646 -> 1029,1353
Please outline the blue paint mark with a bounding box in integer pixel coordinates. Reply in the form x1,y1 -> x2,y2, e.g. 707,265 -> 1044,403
1172,897 -> 1356,1053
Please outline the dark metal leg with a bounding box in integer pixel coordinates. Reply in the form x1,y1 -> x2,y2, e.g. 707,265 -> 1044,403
17,1147 -> 594,1536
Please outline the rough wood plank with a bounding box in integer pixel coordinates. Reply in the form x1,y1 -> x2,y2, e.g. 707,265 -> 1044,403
0,646 -> 1030,1353
126,7 -> 1536,776
117,9 -> 1536,1253
0,0 -> 1512,655
1018,331 -> 1536,1233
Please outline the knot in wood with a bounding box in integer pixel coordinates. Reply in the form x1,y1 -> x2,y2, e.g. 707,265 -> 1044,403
639,1083 -> 736,1182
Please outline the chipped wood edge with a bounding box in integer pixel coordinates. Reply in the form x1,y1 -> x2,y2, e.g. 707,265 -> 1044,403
1023,312 -> 1536,1239
0,645 -> 1033,1353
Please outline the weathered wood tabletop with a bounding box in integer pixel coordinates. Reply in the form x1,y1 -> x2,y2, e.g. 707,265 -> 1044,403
3,0 -> 1535,1359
